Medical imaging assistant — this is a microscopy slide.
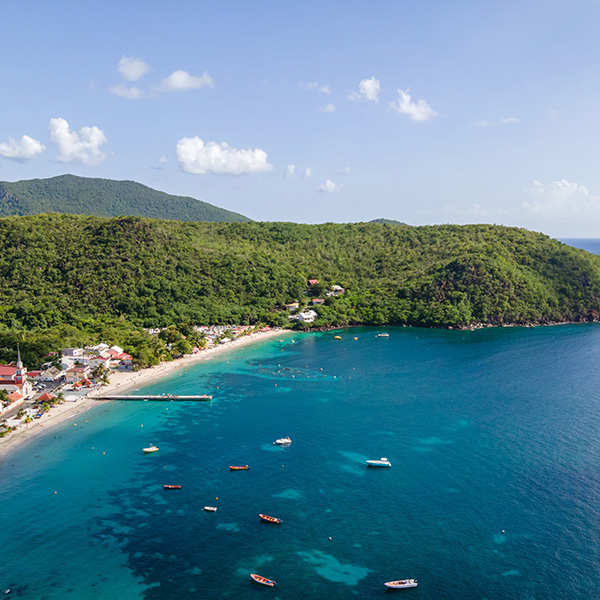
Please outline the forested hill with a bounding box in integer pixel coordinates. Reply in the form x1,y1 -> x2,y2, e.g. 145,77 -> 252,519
0,175 -> 250,222
1,215 -> 600,332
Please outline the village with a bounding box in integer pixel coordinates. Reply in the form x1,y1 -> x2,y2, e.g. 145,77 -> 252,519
0,324 -> 266,436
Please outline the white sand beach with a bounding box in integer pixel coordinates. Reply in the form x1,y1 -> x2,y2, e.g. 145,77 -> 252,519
0,327 -> 292,460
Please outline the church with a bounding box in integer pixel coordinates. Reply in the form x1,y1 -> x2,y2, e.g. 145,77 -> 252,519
0,347 -> 33,397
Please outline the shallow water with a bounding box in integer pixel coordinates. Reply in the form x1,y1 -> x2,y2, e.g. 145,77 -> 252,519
2,325 -> 600,599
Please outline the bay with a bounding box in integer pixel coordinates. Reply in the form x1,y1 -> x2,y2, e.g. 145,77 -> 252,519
2,325 -> 600,599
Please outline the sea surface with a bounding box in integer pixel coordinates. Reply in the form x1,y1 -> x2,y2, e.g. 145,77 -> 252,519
2,325 -> 600,599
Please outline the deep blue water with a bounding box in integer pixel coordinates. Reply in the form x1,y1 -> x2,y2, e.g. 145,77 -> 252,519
2,326 -> 600,599
560,238 -> 600,255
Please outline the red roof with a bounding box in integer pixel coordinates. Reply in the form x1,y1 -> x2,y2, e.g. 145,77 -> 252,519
7,392 -> 22,402
38,392 -> 55,402
0,366 -> 16,377
308,279 -> 319,285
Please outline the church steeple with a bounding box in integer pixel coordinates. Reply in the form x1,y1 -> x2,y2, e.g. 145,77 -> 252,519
15,344 -> 26,384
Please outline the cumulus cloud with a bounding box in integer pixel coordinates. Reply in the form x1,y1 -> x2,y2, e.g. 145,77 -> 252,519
478,117 -> 520,127
286,164 -> 296,178
390,89 -> 437,122
48,117 -> 107,165
159,70 -> 215,92
349,77 -> 381,102
318,103 -> 336,113
304,167 -> 313,178
317,179 -> 343,193
176,137 -> 273,175
159,155 -> 169,163
302,82 -> 331,94
523,179 -> 600,218
109,83 -> 144,100
0,135 -> 45,161
117,56 -> 151,81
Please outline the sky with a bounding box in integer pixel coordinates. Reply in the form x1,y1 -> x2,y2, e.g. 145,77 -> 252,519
2,0 -> 600,237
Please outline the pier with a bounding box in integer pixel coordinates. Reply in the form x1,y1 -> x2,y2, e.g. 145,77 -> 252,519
95,394 -> 213,401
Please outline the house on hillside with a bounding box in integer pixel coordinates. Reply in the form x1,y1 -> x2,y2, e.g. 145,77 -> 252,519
308,279 -> 319,285
311,298 -> 325,305
289,310 -> 318,323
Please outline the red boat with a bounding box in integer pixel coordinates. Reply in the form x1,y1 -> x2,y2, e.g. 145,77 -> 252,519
229,465 -> 249,470
163,485 -> 182,489
250,573 -> 276,587
259,513 -> 282,524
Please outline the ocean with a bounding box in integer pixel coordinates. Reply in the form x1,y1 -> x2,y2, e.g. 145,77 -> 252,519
2,324 -> 600,599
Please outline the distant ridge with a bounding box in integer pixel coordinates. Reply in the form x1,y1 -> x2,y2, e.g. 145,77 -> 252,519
0,174 -> 251,222
369,218 -> 408,225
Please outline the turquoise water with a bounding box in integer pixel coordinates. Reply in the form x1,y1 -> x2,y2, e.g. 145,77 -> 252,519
2,325 -> 600,599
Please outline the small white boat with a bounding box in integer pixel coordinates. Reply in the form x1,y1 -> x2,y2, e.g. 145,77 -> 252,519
366,457 -> 391,467
384,579 -> 418,589
376,333 -> 389,337
143,445 -> 159,453
273,436 -> 292,445
204,506 -> 218,512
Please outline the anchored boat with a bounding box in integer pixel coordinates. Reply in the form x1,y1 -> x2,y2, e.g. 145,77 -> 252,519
163,485 -> 181,490
259,513 -> 282,524
230,465 -> 249,470
273,436 -> 291,445
384,579 -> 418,589
366,457 -> 391,467
143,445 -> 159,453
250,574 -> 277,587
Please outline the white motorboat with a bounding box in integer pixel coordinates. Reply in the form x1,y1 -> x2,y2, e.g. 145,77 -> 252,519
366,457 -> 391,467
143,445 -> 159,453
273,436 -> 292,445
203,506 -> 218,512
384,579 -> 418,589
376,332 -> 389,337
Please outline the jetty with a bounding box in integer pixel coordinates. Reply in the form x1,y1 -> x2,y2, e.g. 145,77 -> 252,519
95,394 -> 212,401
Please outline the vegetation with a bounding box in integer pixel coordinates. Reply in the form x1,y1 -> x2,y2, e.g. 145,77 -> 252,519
0,214 -> 599,368
0,175 -> 250,223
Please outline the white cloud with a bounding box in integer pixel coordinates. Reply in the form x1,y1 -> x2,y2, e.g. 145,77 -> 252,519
159,155 -> 169,163
523,179 -> 600,218
176,137 -> 274,175
117,56 -> 151,81
304,167 -> 313,178
341,166 -> 351,174
318,103 -> 336,113
0,135 -> 45,161
286,164 -> 296,178
158,70 -> 215,92
302,82 -> 330,94
349,77 -> 381,102
478,117 -> 520,127
110,83 -> 144,100
48,117 -> 107,165
390,88 -> 437,122
317,179 -> 343,193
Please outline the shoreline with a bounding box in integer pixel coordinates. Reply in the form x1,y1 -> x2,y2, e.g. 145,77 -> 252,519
0,328 -> 292,461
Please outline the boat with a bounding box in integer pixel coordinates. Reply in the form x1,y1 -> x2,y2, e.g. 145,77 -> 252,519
230,465 -> 249,470
163,484 -> 181,489
143,445 -> 159,453
334,335 -> 342,339
376,332 -> 389,337
366,457 -> 391,467
259,513 -> 282,524
250,574 -> 277,587
273,436 -> 291,445
203,506 -> 218,512
384,579 -> 418,589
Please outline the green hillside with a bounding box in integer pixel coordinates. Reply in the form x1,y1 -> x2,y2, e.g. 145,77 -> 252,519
0,174 -> 250,222
0,215 -> 599,330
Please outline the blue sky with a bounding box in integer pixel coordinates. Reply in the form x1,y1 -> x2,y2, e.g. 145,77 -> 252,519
2,0 -> 600,236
